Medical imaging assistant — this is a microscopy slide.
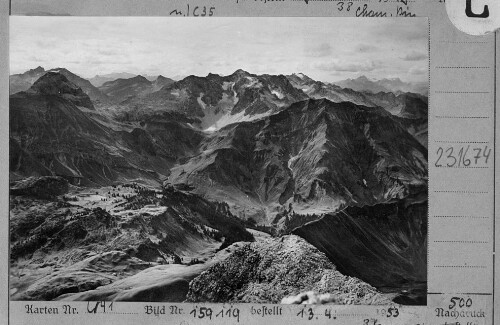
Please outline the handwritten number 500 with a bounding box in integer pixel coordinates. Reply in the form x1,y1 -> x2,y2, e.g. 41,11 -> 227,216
337,2 -> 353,11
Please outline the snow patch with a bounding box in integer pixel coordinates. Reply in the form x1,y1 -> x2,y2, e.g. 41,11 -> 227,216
222,82 -> 239,104
271,89 -> 284,100
301,85 -> 313,93
197,93 -> 207,110
203,110 -> 270,133
222,82 -> 233,91
244,77 -> 262,88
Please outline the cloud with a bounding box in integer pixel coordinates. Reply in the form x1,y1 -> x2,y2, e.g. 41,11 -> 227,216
405,28 -> 428,41
97,49 -> 117,56
356,44 -> 378,53
314,59 -> 380,72
402,51 -> 427,61
10,17 -> 428,82
304,43 -> 332,57
28,55 -> 44,62
371,20 -> 428,43
89,59 -> 108,65
408,66 -> 427,75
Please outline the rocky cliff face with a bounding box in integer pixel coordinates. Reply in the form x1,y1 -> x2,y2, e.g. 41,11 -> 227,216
292,195 -> 427,305
287,73 -> 428,147
128,69 -> 308,130
9,73 -> 202,185
168,98 -> 427,224
10,73 -> 119,183
186,235 -> 394,304
10,67 -> 110,106
10,176 -> 69,199
27,72 -> 95,109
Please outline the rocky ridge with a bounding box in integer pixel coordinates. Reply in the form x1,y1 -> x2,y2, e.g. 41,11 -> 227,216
187,235 -> 394,304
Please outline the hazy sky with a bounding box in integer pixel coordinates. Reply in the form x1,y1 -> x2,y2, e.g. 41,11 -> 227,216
10,17 -> 428,83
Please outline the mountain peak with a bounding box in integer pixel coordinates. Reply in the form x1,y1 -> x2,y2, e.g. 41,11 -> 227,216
231,69 -> 250,77
355,75 -> 370,81
153,75 -> 175,90
132,75 -> 150,82
207,72 -> 222,78
293,72 -> 307,79
291,72 -> 314,82
48,67 -> 71,75
28,72 -> 94,109
18,66 -> 45,78
32,66 -> 45,73
30,72 -> 77,94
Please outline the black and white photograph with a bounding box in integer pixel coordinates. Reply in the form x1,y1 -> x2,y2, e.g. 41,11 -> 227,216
9,17 -> 428,305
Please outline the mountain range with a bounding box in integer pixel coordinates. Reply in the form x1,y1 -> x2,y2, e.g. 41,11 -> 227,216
98,74 -> 174,103
333,75 -> 428,96
333,76 -> 429,96
9,66 -> 428,304
167,98 -> 427,225
10,68 -> 427,190
10,72 -> 201,186
89,72 -> 159,87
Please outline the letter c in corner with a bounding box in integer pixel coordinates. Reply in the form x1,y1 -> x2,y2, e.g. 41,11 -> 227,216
465,0 -> 489,18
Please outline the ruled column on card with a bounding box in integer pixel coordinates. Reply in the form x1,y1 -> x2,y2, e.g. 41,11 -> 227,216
428,23 -> 495,294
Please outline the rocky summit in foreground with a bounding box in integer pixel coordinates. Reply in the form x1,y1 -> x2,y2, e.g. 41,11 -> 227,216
186,235 -> 394,305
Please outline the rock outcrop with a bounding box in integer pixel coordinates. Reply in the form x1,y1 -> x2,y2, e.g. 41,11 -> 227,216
10,176 -> 69,199
281,290 -> 393,305
186,235 -> 393,304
